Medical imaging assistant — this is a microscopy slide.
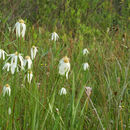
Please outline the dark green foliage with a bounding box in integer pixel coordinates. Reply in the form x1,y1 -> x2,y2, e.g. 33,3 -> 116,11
0,0 -> 129,30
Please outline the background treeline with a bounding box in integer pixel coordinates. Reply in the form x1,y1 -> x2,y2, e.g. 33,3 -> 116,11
0,0 -> 129,32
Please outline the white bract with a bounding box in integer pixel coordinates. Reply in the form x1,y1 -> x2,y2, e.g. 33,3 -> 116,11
10,64 -> 19,74
27,71 -> 33,84
14,19 -> 26,38
3,84 -> 11,96
0,49 -> 7,60
51,32 -> 59,41
7,52 -> 24,74
31,46 -> 38,60
8,107 -> 11,115
2,63 -> 11,71
24,56 -> 32,69
9,52 -> 24,68
59,88 -> 67,95
83,48 -> 89,55
59,56 -> 70,79
83,62 -> 89,71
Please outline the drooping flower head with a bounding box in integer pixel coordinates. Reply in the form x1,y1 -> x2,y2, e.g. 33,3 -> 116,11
3,84 -> 11,96
31,46 -> 38,60
59,56 -> 70,79
51,32 -> 59,41
7,52 -> 24,74
24,56 -> 32,69
83,48 -> 89,55
83,62 -> 89,71
2,62 -> 11,72
0,49 -> 8,60
27,71 -> 33,84
14,19 -> 26,38
59,87 -> 67,95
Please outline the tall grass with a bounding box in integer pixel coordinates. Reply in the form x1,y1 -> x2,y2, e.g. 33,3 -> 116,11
0,22 -> 129,130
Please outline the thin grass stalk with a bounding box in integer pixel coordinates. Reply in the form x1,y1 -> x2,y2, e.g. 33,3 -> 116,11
117,61 -> 129,129
88,96 -> 105,130
120,108 -> 123,130
71,72 -> 75,128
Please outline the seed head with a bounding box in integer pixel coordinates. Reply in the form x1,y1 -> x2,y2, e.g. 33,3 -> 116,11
5,84 -> 10,87
15,51 -> 18,55
63,56 -> 69,63
19,19 -> 24,23
32,45 -> 36,48
25,56 -> 30,60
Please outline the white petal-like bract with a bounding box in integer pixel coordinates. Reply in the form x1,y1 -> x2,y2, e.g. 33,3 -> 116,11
59,88 -> 67,95
7,52 -> 24,74
3,63 -> 11,71
83,48 -> 89,55
3,84 -> 11,96
59,56 -> 70,79
21,23 -> 26,38
83,62 -> 89,71
51,32 -> 59,41
14,19 -> 26,38
31,46 -> 38,60
24,56 -> 32,69
8,107 -> 11,115
27,71 -> 33,84
0,49 -> 7,60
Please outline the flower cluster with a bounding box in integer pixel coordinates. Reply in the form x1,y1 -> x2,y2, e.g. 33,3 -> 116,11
2,45 -> 38,84
3,19 -> 92,99
57,48 -> 90,95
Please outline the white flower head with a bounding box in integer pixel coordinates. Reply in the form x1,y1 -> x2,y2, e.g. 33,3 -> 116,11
14,19 -> 26,38
27,71 -> 33,84
31,46 -> 38,60
3,84 -> 11,96
83,48 -> 89,55
59,56 -> 70,79
24,56 -> 32,69
7,52 -> 24,74
0,49 -> 8,60
51,32 -> 59,41
2,62 -> 11,71
59,87 -> 67,95
85,87 -> 92,97
83,62 -> 89,71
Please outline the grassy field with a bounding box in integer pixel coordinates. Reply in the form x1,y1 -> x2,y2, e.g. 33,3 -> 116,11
0,21 -> 129,130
